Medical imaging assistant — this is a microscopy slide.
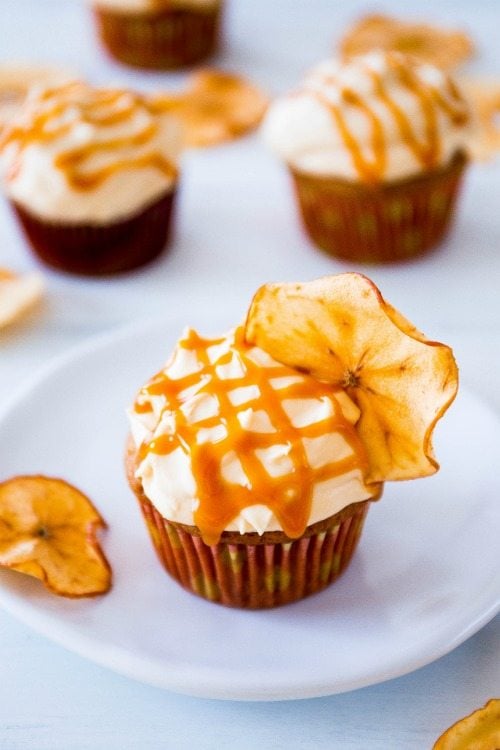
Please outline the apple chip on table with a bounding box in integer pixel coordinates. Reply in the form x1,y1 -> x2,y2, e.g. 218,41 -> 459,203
457,76 -> 500,158
433,699 -> 500,749
0,476 -> 111,597
150,69 -> 269,148
0,268 -> 43,328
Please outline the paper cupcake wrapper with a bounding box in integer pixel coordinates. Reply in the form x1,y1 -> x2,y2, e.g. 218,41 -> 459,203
139,497 -> 370,609
290,153 -> 467,263
12,189 -> 176,276
94,6 -> 222,69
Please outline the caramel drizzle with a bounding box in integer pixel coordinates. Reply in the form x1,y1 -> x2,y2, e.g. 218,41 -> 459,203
135,328 -> 369,545
313,54 -> 469,182
0,268 -> 16,281
0,83 -> 176,190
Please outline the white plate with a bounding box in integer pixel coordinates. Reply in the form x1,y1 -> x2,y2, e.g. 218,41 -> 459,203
0,313 -> 499,702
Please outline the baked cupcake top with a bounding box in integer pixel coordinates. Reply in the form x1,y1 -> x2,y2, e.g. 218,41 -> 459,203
0,82 -> 181,224
93,0 -> 220,12
129,326 -> 377,544
263,51 -> 472,182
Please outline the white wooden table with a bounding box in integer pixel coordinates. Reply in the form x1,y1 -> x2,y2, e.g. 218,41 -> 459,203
0,1 -> 499,747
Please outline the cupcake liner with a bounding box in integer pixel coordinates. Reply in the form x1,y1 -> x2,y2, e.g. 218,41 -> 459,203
138,495 -> 370,609
11,189 -> 176,276
290,152 -> 467,263
94,6 -> 222,69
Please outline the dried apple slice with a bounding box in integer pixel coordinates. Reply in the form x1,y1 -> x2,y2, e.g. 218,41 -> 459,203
0,476 -> 111,597
245,273 -> 458,484
433,699 -> 500,749
0,269 -> 43,328
458,76 -> 500,157
340,13 -> 474,71
151,69 -> 268,147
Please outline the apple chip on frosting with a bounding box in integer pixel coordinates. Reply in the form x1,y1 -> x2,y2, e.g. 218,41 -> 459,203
433,699 -> 500,749
245,273 -> 458,484
340,14 -> 474,71
150,69 -> 268,147
0,476 -> 111,597
0,268 -> 43,328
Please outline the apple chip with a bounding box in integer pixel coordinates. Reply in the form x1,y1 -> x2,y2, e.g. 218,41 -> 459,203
433,699 -> 500,749
245,273 -> 458,484
151,69 -> 268,147
458,76 -> 500,157
0,268 -> 43,328
0,476 -> 111,597
340,14 -> 474,71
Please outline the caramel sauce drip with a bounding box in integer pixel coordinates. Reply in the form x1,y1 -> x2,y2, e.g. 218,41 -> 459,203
331,88 -> 387,182
134,328 -> 369,545
0,83 -> 177,190
314,54 -> 469,182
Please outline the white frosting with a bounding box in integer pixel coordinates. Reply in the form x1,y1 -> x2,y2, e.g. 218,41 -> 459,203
93,0 -> 220,13
0,83 -> 182,224
128,327 -> 376,536
263,52 -> 472,181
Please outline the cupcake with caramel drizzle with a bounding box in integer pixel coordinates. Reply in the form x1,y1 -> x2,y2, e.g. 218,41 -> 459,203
0,81 -> 181,275
263,51 -> 473,263
126,273 -> 458,608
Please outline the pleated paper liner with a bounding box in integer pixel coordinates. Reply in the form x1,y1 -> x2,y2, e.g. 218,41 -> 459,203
11,189 -> 176,276
290,151 -> 467,263
138,496 -> 370,609
94,5 -> 222,69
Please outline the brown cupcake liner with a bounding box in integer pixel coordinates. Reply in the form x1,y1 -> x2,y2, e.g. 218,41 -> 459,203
11,188 -> 176,276
94,5 -> 222,69
290,152 -> 467,263
138,494 -> 370,608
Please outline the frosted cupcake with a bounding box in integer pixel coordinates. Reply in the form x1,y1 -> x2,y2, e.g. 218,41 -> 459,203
263,51 -> 472,263
0,82 -> 181,275
92,0 -> 223,70
126,273 -> 458,608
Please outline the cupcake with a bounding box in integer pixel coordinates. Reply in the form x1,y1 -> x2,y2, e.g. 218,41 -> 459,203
263,51 -> 472,263
92,0 -> 223,70
126,273 -> 458,608
0,82 -> 181,275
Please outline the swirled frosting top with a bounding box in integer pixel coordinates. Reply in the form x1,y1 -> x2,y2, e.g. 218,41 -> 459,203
263,51 -> 472,182
128,326 -> 378,545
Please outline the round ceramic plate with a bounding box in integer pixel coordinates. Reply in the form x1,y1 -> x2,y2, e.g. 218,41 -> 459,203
0,314 -> 499,701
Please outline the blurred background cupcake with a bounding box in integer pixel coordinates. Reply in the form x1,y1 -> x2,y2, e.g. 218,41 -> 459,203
0,81 -> 182,275
92,0 -> 224,70
263,51 -> 473,263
